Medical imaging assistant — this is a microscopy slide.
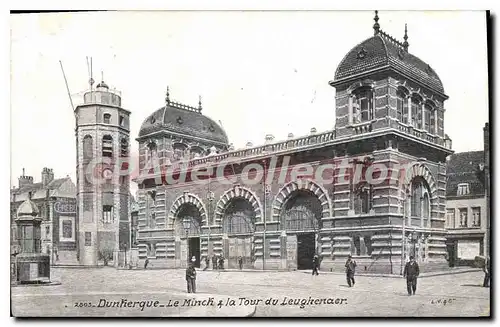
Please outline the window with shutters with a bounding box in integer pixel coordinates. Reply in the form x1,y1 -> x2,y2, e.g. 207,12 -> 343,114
103,205 -> 114,224
102,135 -> 113,157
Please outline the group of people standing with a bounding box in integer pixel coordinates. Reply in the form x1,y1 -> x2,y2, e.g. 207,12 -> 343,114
203,254 -> 226,271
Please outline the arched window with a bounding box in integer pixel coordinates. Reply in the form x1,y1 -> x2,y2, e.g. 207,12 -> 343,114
120,138 -> 129,157
102,135 -> 113,157
223,198 -> 255,234
396,88 -> 409,124
422,192 -> 430,227
83,135 -> 93,160
354,184 -> 372,214
411,96 -> 422,129
190,146 -> 204,159
352,87 -> 373,123
146,142 -> 157,163
146,190 -> 156,228
410,177 -> 431,225
281,190 -> 323,231
426,102 -> 436,134
173,143 -> 187,161
103,113 -> 111,124
423,104 -> 432,133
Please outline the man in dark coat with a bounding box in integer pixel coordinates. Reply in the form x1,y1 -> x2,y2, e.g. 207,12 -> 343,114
403,256 -> 420,295
203,256 -> 210,271
483,256 -> 490,287
144,258 -> 149,269
212,254 -> 217,270
186,262 -> 197,293
238,256 -> 243,270
219,256 -> 225,270
312,255 -> 320,276
345,255 -> 356,287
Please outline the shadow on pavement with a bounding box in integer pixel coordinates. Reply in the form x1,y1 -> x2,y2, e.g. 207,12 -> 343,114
461,284 -> 485,288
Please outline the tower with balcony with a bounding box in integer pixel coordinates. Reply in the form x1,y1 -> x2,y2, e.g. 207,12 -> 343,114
326,11 -> 454,272
75,80 -> 131,266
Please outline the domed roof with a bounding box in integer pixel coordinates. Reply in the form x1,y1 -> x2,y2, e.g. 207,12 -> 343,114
96,81 -> 109,89
17,198 -> 40,218
332,34 -> 445,95
138,101 -> 229,145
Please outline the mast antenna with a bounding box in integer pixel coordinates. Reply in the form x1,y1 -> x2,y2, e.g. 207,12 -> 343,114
59,60 -> 75,112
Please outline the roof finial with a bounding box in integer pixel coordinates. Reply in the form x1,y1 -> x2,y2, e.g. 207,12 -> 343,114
22,168 -> 25,176
373,10 -> 380,35
165,86 -> 170,105
198,95 -> 202,112
101,71 -> 104,82
403,23 -> 409,51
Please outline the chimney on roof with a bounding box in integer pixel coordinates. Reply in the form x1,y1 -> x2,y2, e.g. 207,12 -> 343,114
42,168 -> 55,187
18,169 -> 34,188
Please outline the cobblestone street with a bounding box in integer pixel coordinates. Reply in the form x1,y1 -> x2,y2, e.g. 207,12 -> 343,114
11,267 -> 490,317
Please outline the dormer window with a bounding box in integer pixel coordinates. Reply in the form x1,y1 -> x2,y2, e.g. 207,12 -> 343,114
457,183 -> 470,196
103,113 -> 111,124
119,116 -> 125,127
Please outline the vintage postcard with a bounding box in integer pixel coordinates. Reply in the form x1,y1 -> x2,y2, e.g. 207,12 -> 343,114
10,10 -> 490,317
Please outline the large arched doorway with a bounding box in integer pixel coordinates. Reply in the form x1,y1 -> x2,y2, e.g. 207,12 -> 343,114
280,190 -> 323,270
403,176 -> 432,263
175,203 -> 202,267
222,198 -> 256,269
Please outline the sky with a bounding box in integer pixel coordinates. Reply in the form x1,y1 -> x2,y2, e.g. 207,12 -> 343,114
10,10 -> 489,194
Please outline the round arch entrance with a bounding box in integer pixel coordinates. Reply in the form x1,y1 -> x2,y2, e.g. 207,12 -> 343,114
174,203 -> 202,268
222,197 -> 256,269
280,189 -> 323,270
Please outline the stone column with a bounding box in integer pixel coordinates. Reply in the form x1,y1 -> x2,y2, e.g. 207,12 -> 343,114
405,96 -> 411,126
434,109 -> 438,135
348,95 -> 353,125
421,103 -> 426,130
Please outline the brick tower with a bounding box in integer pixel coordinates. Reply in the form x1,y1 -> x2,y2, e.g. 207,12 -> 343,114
75,79 -> 131,266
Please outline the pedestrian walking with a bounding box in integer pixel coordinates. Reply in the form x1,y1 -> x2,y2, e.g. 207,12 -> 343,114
345,255 -> 356,287
238,256 -> 243,270
219,256 -> 225,270
483,256 -> 490,287
312,254 -> 320,276
185,261 -> 197,293
144,258 -> 149,269
212,254 -> 217,270
203,256 -> 210,271
403,255 -> 420,295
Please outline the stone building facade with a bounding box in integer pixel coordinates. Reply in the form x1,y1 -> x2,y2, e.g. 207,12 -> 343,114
135,12 -> 453,273
74,81 -> 131,266
11,168 -> 77,265
445,150 -> 486,266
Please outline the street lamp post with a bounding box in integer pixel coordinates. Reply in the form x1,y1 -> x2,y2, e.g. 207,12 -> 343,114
399,190 -> 410,275
207,191 -> 214,261
182,218 -> 191,264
